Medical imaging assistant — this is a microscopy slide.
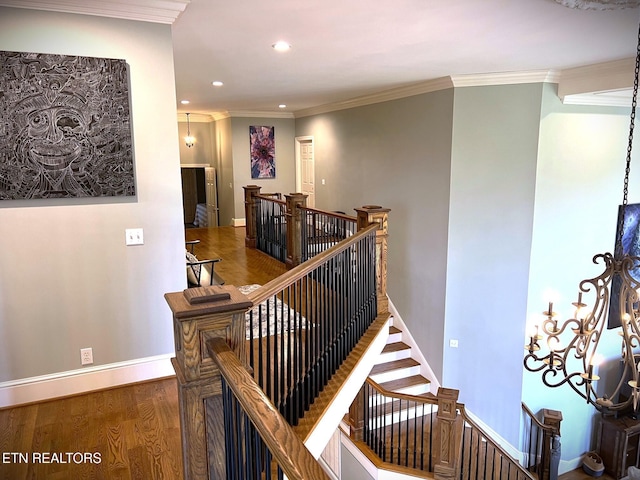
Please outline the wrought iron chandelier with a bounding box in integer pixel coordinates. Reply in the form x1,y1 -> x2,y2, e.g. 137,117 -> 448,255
185,112 -> 195,148
524,22 -> 640,413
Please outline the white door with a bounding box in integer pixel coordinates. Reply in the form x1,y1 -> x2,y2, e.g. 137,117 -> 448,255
205,167 -> 219,227
296,137 -> 315,207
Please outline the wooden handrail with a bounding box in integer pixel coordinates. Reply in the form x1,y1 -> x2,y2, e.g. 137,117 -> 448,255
521,402 -> 561,436
247,223 -> 379,307
256,193 -> 287,205
207,337 -> 330,480
299,205 -> 357,223
355,378 -> 534,480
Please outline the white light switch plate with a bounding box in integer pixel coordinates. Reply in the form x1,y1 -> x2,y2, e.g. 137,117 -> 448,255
125,228 -> 144,246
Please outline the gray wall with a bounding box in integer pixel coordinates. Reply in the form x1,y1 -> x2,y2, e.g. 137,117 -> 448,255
230,116 -> 296,221
295,90 -> 454,380
0,8 -> 185,381
178,118 -> 216,166
445,83 -> 542,447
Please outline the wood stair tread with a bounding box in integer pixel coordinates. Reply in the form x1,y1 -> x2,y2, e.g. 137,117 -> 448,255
370,357 -> 420,376
389,326 -> 402,335
381,341 -> 410,353
379,374 -> 430,392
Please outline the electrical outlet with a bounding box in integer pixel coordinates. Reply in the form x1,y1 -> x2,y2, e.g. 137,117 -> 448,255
80,347 -> 93,365
449,339 -> 459,348
125,228 -> 144,246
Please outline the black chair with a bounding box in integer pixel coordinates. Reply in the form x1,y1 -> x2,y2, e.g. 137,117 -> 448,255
185,241 -> 224,287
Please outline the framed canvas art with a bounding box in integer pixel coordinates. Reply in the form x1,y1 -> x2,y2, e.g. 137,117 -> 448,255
0,50 -> 135,200
250,125 -> 275,179
608,203 -> 640,328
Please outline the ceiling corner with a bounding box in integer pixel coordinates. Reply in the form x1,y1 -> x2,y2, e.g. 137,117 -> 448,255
0,0 -> 190,24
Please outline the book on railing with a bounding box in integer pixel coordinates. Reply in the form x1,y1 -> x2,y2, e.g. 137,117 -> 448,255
183,285 -> 231,305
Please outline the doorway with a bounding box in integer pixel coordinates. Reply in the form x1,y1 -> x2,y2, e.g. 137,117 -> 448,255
295,136 -> 315,208
181,165 -> 219,227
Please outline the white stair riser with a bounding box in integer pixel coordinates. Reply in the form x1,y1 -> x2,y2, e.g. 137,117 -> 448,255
393,383 -> 431,396
377,348 -> 411,363
369,364 -> 421,384
387,332 -> 402,343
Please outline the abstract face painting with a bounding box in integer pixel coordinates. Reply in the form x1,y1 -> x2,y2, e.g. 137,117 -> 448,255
0,51 -> 135,200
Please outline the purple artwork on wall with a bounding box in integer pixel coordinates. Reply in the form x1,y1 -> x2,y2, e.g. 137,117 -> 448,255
0,50 -> 135,200
250,125 -> 275,179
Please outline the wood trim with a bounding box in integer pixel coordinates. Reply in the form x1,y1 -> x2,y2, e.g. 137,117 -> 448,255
207,337 -> 331,480
247,223 -> 379,307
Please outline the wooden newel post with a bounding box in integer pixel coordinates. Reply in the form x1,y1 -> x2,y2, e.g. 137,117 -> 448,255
434,387 -> 462,480
355,205 -> 390,315
244,185 -> 261,248
348,387 -> 366,442
285,192 -> 308,268
165,286 -> 252,480
542,408 -> 562,480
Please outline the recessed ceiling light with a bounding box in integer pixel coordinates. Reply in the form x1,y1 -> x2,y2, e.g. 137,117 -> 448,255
212,81 -> 224,87
272,41 -> 291,52
278,104 -> 287,109
181,100 -> 190,104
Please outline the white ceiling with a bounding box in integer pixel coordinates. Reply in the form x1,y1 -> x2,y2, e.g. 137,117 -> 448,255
170,0 -> 640,116
2,0 -> 640,116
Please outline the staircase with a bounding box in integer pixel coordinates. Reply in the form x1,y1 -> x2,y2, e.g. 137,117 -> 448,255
369,321 -> 432,397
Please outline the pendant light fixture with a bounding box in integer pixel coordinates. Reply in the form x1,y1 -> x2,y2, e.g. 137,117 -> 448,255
184,113 -> 195,148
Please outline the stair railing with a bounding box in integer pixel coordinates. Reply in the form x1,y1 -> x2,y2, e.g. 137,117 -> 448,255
168,201 -> 391,480
458,406 -> 535,480
245,222 -> 379,426
521,403 -> 562,480
207,337 -> 330,480
300,206 -> 357,262
255,193 -> 288,263
349,379 -> 535,480
244,186 -> 387,271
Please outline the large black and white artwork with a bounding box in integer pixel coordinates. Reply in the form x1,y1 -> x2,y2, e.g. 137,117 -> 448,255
0,51 -> 135,200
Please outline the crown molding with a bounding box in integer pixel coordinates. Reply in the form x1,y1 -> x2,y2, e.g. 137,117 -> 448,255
0,0 -> 189,24
450,69 -> 561,87
226,110 -> 295,119
558,57 -> 635,100
294,77 -> 455,118
177,112 -> 215,123
562,89 -> 632,107
182,110 -> 296,122
294,70 -> 560,118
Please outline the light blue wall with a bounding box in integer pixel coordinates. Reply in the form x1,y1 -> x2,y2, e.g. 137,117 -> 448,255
523,83 -> 634,465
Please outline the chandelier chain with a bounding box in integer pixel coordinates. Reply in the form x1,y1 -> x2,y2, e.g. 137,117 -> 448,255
617,21 -> 640,255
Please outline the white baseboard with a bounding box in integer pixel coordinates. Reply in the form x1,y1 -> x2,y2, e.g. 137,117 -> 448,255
232,217 -> 246,227
0,354 -> 175,408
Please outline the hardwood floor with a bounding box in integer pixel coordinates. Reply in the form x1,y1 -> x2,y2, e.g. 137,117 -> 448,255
0,378 -> 182,480
0,226 -> 286,480
184,226 -> 288,287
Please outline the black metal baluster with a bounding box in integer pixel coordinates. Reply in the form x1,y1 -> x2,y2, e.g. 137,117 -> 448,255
257,303 -> 264,390
266,297 -> 272,402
